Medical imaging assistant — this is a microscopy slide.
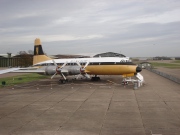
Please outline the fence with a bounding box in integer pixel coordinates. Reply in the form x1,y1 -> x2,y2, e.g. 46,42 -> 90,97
0,57 -> 32,67
146,68 -> 180,84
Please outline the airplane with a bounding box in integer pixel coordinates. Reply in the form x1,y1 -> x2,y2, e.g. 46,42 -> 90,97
0,38 -> 144,86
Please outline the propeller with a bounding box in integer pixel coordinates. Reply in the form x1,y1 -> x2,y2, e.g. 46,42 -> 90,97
76,61 -> 90,79
51,60 -> 67,80
51,72 -> 57,79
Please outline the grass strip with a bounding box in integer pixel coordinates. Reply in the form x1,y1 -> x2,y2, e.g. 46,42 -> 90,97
151,62 -> 180,69
0,73 -> 49,88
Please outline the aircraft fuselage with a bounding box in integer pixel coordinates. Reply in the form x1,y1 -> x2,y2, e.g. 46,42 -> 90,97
34,57 -> 139,76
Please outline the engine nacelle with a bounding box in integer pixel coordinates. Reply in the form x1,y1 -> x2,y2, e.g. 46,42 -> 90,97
66,66 -> 81,75
44,65 -> 82,76
45,66 -> 56,75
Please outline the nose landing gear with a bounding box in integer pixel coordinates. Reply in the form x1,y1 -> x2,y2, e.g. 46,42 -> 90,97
121,80 -> 128,86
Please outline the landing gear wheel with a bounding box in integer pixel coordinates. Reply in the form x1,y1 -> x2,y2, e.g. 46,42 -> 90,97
61,80 -> 65,84
91,77 -> 100,81
59,79 -> 68,84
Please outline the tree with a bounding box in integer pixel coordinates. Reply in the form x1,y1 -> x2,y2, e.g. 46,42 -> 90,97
17,51 -> 27,55
18,54 -> 33,67
28,50 -> 34,55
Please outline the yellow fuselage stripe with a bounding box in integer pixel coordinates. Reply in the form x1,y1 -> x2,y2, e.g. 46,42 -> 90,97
85,65 -> 137,75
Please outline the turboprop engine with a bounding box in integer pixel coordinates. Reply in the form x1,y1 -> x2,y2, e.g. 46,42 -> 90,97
44,66 -> 81,76
45,66 -> 56,75
66,66 -> 81,75
50,60 -> 90,80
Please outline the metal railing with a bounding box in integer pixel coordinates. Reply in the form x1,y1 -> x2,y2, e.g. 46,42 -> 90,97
146,68 -> 180,84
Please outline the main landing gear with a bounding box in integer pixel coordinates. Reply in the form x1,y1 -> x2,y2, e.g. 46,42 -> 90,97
59,79 -> 68,84
91,75 -> 100,81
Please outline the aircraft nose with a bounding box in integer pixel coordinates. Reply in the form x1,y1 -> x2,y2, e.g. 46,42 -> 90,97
136,66 -> 142,72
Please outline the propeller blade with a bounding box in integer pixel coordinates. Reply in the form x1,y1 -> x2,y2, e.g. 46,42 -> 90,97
60,61 -> 67,69
51,60 -> 67,81
76,61 -> 81,67
76,73 -> 90,79
51,72 -> 57,79
84,73 -> 90,79
83,61 -> 89,69
81,73 -> 90,79
60,73 -> 66,80
76,74 -> 81,79
52,60 -> 58,67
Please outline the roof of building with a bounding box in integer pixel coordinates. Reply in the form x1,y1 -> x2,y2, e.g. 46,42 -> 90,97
54,54 -> 90,59
93,52 -> 126,57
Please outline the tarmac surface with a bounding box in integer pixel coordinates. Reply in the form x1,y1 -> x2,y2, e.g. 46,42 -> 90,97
0,70 -> 180,135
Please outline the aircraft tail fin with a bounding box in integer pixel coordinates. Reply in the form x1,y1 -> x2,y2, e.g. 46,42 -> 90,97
33,38 -> 51,65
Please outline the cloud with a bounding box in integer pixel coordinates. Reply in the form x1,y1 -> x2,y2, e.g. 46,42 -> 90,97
0,34 -> 103,45
0,0 -> 180,57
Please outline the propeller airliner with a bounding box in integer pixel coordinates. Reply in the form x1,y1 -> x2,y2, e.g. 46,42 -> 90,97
0,38 -> 144,87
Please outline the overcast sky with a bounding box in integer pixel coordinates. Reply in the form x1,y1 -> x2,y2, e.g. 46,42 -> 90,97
0,0 -> 180,57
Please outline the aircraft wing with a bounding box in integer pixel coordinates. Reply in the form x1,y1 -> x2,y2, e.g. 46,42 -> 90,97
0,68 -> 20,74
0,67 -> 45,74
11,69 -> 45,73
